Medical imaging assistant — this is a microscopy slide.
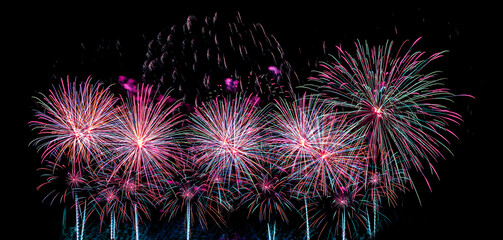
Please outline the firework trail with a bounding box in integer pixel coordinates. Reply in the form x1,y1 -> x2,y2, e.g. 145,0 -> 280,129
30,76 -> 118,169
108,84 -> 184,190
305,38 -> 467,190
142,12 -> 297,107
186,94 -> 268,190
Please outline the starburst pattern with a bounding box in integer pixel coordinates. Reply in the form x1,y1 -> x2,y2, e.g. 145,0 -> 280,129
269,95 -> 366,196
305,38 -> 466,188
108,84 -> 184,188
240,166 -> 295,224
187,94 -> 267,189
30,77 -> 118,168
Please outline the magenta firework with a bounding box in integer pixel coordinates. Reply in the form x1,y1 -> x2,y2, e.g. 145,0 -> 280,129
306,179 -> 369,239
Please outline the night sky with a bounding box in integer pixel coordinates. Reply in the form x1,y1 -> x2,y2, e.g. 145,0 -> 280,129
5,3 -> 497,239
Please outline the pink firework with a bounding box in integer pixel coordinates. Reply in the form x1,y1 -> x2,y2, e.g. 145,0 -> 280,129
238,166 -> 295,240
158,164 -> 229,240
365,153 -> 409,208
306,181 -> 369,239
88,167 -> 157,226
36,159 -> 90,205
87,165 -> 160,240
30,76 -> 118,169
187,94 -> 267,189
364,154 -> 409,236
307,39 -> 470,189
239,165 -> 295,227
269,95 -> 366,240
269,95 -> 366,196
108,84 -> 184,188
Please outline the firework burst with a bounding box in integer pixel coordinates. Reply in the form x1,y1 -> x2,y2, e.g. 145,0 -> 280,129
108,84 -> 184,189
240,169 -> 295,224
30,76 -> 118,169
186,94 -> 268,189
158,164 -> 229,240
239,165 -> 295,240
29,12 -> 472,238
306,180 -> 370,240
269,95 -> 366,196
363,153 -> 409,237
269,95 -> 367,240
88,168 -> 157,225
87,165 -> 159,240
36,159 -> 90,206
365,153 -> 409,207
30,77 -> 118,240
305,38 -> 467,189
